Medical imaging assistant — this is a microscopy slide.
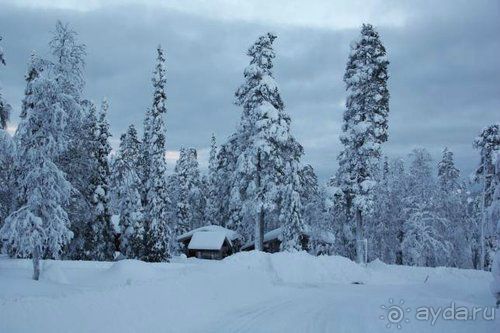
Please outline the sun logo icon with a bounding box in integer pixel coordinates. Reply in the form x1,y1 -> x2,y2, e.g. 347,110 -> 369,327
379,298 -> 411,329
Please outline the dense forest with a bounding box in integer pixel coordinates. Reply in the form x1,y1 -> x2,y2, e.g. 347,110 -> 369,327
0,22 -> 499,280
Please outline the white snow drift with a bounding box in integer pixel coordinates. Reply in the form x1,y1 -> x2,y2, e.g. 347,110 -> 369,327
0,251 -> 497,333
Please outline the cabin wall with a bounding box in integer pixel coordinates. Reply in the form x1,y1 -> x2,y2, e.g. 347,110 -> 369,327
189,249 -> 223,260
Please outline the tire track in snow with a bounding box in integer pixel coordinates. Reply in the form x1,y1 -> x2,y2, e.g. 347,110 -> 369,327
202,290 -> 337,333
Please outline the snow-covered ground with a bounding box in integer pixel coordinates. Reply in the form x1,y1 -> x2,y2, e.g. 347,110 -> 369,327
0,252 -> 497,332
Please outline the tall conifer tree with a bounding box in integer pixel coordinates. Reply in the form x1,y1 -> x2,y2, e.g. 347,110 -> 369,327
1,55 -> 73,279
143,46 -> 173,262
113,125 -> 144,258
474,124 -> 500,269
205,134 -> 219,225
337,24 -> 389,264
86,100 -> 114,260
229,32 -> 304,250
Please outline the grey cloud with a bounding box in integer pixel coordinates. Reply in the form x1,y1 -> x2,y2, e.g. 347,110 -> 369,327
0,1 -> 498,181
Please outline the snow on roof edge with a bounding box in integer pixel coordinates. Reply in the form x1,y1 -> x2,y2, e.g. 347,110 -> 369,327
188,231 -> 230,250
177,225 -> 241,242
241,226 -> 335,250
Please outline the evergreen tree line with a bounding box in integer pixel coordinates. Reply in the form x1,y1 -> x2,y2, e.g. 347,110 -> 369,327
328,146 -> 499,269
0,23 -> 498,280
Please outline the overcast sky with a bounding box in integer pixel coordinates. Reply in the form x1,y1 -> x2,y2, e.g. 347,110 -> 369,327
1,0 -> 499,180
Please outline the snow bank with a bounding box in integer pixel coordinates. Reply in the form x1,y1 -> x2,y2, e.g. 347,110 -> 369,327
100,259 -> 159,285
225,251 -> 491,288
223,249 -> 269,265
0,252 -> 496,333
41,261 -> 70,284
269,251 -> 367,285
224,251 -> 367,285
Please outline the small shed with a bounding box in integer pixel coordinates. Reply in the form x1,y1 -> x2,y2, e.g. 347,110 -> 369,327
177,225 -> 242,260
187,232 -> 233,259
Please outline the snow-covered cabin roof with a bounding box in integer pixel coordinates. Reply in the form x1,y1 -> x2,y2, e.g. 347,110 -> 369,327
261,226 -> 335,244
241,226 -> 335,250
241,227 -> 283,250
187,231 -> 231,251
263,227 -> 283,242
177,225 -> 241,242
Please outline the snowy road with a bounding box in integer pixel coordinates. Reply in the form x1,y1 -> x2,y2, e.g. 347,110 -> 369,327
203,283 -> 497,333
204,289 -> 346,333
1,252 -> 498,333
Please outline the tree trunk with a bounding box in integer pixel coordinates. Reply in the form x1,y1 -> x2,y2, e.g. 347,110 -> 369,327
255,207 -> 264,251
255,149 -> 264,251
32,246 -> 40,281
355,209 -> 366,264
396,228 -> 403,265
480,181 -> 486,270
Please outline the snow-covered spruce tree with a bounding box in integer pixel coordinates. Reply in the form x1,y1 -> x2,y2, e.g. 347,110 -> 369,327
110,124 -> 141,214
140,107 -> 152,206
489,151 -> 500,306
298,165 -> 332,254
172,148 -> 190,234
280,162 -> 305,251
230,32 -> 304,250
299,165 -> 321,226
466,182 -> 483,269
172,147 -> 205,234
0,126 -> 14,235
12,54 -> 51,212
438,147 -> 460,192
20,53 -> 46,119
204,134 -> 219,225
0,36 -> 12,130
337,23 -> 389,264
112,125 -> 144,258
143,46 -> 173,262
215,136 -> 241,229
0,56 -> 73,280
66,101 -> 98,259
0,35 -> 14,235
85,100 -> 114,261
437,147 -> 473,268
474,123 -> 500,270
325,175 -> 356,259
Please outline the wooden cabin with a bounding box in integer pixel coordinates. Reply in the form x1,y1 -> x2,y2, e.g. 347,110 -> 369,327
177,225 -> 243,260
240,227 -> 307,252
241,226 -> 335,254
187,232 -> 233,259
